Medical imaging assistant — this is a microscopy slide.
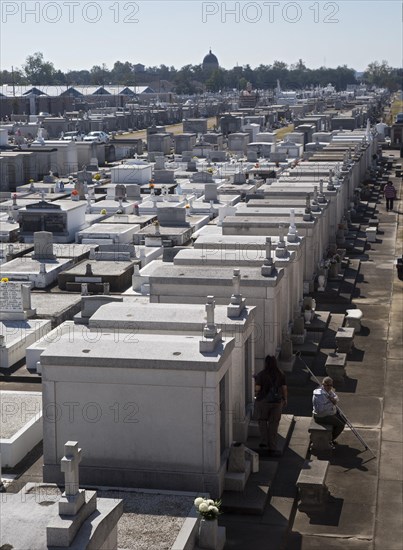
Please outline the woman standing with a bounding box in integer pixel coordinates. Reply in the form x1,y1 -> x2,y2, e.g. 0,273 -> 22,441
254,355 -> 288,456
384,181 -> 397,212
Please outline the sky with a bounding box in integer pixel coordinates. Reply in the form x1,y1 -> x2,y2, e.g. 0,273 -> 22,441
1,0 -> 402,74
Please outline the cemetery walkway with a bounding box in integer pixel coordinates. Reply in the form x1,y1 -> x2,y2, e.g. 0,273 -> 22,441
1,153 -> 401,550
221,151 -> 402,550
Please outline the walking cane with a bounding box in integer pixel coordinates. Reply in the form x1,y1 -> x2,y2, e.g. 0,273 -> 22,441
295,352 -> 376,457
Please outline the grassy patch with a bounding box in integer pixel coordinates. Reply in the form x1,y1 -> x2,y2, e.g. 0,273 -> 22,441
275,124 -> 294,141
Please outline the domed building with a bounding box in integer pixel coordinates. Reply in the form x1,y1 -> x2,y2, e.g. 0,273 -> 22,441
202,49 -> 219,72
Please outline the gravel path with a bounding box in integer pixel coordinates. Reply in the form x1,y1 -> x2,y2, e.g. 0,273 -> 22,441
26,485 -> 195,550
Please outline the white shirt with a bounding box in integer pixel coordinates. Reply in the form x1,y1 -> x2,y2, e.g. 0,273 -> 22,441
312,387 -> 338,417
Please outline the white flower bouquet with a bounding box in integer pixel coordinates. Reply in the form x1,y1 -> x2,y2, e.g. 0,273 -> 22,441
194,497 -> 221,520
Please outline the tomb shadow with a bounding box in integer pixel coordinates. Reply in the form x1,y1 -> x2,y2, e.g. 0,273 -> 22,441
347,346 -> 365,362
285,530 -> 302,549
328,444 -> 372,470
338,376 -> 358,393
357,325 -> 370,336
304,496 -> 344,526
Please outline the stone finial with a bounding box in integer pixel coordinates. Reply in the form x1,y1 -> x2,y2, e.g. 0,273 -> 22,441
200,295 -> 222,352
7,206 -> 15,223
279,224 -> 285,243
276,224 -> 289,258
311,186 -> 320,211
81,283 -> 89,296
61,441 -> 82,497
287,208 -> 298,242
86,196 -> 92,214
89,247 -> 96,260
261,237 -> 275,276
231,268 -> 241,299
205,295 -> 216,336
39,263 -> 47,274
228,268 -> 246,317
318,180 -> 327,204
103,282 -> 110,295
327,175 -> 335,191
305,193 -> 311,213
85,263 -> 93,277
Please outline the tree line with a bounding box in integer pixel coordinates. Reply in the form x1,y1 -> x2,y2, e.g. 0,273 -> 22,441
1,53 -> 401,93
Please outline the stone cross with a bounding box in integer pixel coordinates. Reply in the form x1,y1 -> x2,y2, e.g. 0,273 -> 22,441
278,224 -> 286,244
265,236 -> 273,262
287,209 -> 298,241
61,441 -> 82,497
232,268 -> 241,297
7,206 -> 15,223
327,175 -> 335,191
305,194 -> 311,213
206,295 -> 215,330
261,237 -> 274,276
230,268 -> 243,306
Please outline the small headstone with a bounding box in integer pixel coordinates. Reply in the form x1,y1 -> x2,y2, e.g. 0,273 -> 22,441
227,442 -> 246,473
126,184 -> 141,200
74,181 -> 86,200
81,283 -> 89,296
33,231 -> 56,260
0,281 -> 36,320
43,170 -> 56,183
154,155 -> 165,170
77,169 -> 93,185
233,172 -> 246,184
115,184 -> 127,201
204,183 -> 218,202
280,333 -> 293,361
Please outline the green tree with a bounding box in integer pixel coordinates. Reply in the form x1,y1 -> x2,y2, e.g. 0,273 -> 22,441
23,52 -> 56,85
0,68 -> 26,85
110,61 -> 135,85
90,64 -> 110,85
363,60 -> 401,90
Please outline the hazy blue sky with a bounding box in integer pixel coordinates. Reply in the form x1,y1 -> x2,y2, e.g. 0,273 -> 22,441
1,1 -> 402,73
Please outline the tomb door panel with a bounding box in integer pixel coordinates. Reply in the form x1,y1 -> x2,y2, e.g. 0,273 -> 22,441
219,375 -> 226,456
22,215 -> 42,233
244,336 -> 253,410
